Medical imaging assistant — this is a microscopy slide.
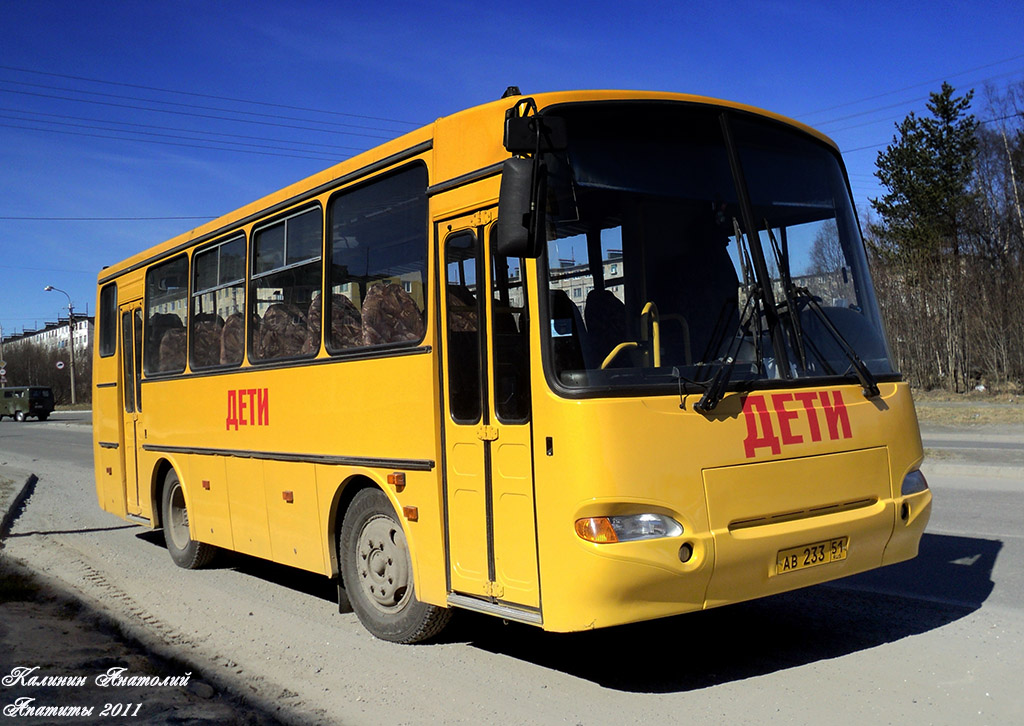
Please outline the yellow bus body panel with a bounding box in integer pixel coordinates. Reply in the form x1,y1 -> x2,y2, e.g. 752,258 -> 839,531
530,377 -> 929,632
92,89 -> 928,634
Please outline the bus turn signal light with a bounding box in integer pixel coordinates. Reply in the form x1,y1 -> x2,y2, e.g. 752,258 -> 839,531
576,517 -> 619,543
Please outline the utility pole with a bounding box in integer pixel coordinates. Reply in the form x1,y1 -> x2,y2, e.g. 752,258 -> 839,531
44,286 -> 76,405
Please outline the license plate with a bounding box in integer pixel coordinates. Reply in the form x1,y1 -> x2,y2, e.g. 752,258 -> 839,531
776,537 -> 848,575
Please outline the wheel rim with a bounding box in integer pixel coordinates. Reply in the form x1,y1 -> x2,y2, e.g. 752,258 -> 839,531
356,514 -> 411,613
166,482 -> 191,551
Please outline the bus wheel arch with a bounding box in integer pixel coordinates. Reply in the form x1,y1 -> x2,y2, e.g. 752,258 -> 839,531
328,474 -> 377,577
150,458 -> 177,529
158,464 -> 216,569
338,486 -> 451,643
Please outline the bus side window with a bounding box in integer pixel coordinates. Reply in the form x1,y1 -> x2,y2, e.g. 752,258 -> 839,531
327,164 -> 428,354
98,283 -> 117,357
144,255 -> 188,375
191,235 -> 245,368
250,208 -> 322,362
445,232 -> 482,424
492,252 -> 530,423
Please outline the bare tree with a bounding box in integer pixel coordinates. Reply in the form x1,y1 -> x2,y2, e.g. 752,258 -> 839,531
3,342 -> 92,405
809,221 -> 845,274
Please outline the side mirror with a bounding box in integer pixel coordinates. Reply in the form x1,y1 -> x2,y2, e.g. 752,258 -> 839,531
496,157 -> 546,258
495,99 -> 564,259
503,113 -> 567,155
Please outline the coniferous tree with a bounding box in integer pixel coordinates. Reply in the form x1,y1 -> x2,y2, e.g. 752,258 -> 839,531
868,83 -> 979,391
870,82 -> 978,262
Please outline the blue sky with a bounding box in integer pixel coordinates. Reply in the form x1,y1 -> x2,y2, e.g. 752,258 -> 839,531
2,0 -> 1023,338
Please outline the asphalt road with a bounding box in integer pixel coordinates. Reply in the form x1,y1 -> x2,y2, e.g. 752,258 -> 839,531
1,412 -> 1022,725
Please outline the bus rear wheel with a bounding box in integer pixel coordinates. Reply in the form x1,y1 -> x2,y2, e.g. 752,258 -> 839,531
340,488 -> 451,643
161,470 -> 216,569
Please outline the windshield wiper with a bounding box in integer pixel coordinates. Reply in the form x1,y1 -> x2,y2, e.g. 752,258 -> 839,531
694,221 -> 764,413
790,287 -> 880,399
693,287 -> 763,413
762,224 -> 878,399
764,223 -> 809,373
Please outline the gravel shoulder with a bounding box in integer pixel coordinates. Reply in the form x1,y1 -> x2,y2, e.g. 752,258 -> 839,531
1,472 -> 297,726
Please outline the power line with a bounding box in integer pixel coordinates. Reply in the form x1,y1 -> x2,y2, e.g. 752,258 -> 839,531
815,68 -> 1024,135
3,62 -> 1018,226
0,112 -> 366,155
808,65 -> 1024,169
0,88 -> 395,140
829,93 -> 1024,137
797,52 -> 1024,118
0,64 -> 421,127
0,107 -> 368,152
814,96 -> 933,128
840,112 -> 1021,155
0,263 -> 94,273
0,120 -> 343,161
1,216 -> 212,221
0,78 -> 409,135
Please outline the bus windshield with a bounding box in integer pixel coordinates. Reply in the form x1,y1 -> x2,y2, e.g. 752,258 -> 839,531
540,102 -> 895,395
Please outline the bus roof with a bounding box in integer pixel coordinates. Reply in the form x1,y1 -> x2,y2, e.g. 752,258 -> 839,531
97,89 -> 836,284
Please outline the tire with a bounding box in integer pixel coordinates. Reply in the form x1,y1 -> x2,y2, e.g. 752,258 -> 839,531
37,413 -> 49,421
14,411 -> 25,422
340,488 -> 451,643
161,469 -> 216,569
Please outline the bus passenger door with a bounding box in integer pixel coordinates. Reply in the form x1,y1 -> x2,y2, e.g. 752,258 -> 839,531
119,303 -> 144,515
441,220 -> 539,612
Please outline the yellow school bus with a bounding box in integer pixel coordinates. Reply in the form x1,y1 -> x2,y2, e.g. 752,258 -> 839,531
93,89 -> 931,643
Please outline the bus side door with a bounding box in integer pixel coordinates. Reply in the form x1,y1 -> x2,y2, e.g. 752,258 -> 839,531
441,218 -> 540,612
119,303 -> 144,515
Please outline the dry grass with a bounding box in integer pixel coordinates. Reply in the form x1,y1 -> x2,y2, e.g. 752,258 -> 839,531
922,447 -> 958,461
911,388 -> 1024,426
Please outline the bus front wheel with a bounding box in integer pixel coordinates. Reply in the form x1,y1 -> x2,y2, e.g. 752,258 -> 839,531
161,470 -> 216,569
339,488 -> 451,643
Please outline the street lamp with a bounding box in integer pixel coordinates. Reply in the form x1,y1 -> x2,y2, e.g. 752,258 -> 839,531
44,285 -> 76,405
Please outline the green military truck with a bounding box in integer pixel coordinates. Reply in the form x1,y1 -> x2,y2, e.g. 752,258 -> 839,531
0,386 -> 55,421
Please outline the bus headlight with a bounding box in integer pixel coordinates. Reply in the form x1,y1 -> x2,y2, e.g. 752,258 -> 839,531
575,514 -> 683,543
901,470 -> 929,496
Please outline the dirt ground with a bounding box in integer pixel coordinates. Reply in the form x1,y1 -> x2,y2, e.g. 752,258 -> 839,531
0,475 -> 296,726
0,560 -> 298,725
